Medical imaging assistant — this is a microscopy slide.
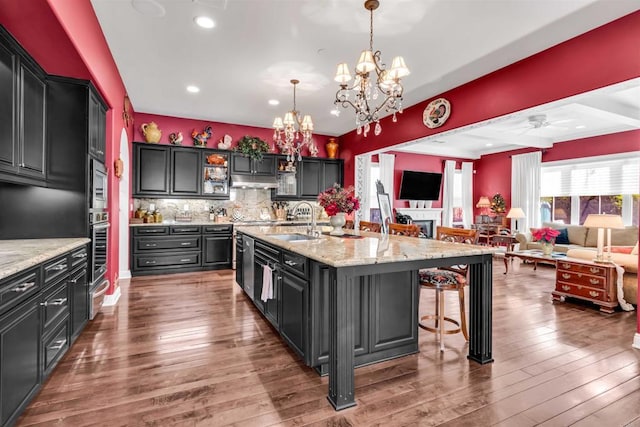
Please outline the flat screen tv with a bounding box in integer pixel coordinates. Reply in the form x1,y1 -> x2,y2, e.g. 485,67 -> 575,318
398,170 -> 442,201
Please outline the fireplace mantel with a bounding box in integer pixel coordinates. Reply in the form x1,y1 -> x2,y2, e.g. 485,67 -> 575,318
396,208 -> 442,227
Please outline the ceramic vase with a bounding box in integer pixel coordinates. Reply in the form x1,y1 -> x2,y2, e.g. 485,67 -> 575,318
326,138 -> 339,159
541,242 -> 554,255
329,212 -> 346,236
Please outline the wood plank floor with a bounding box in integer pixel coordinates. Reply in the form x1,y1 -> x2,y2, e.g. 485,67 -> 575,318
16,259 -> 640,426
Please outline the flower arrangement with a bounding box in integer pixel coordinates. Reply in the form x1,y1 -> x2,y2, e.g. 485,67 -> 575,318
532,227 -> 560,244
235,135 -> 270,160
318,184 -> 360,216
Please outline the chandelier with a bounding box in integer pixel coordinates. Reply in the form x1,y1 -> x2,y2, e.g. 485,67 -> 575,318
273,79 -> 314,162
334,0 -> 410,137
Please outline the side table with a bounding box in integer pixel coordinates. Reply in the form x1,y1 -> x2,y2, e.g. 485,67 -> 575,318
553,259 -> 617,313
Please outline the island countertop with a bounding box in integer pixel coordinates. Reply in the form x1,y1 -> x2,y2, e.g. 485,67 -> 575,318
235,225 -> 496,268
0,238 -> 90,281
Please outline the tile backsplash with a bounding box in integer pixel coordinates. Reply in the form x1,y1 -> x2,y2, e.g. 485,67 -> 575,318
134,189 -> 323,222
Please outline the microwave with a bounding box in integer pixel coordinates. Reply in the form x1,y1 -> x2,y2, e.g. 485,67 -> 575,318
90,159 -> 108,221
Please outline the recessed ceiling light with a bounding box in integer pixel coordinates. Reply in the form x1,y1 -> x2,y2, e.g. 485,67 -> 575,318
576,125 -> 586,129
268,99 -> 279,106
330,109 -> 340,117
194,16 -> 215,29
186,85 -> 200,93
485,143 -> 493,147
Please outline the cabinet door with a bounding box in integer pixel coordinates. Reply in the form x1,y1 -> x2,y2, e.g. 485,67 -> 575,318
253,257 -> 279,327
134,144 -> 170,195
171,148 -> 200,195
299,159 -> 322,198
253,155 -> 276,175
0,40 -> 16,173
280,270 -> 307,358
231,154 -> 252,175
18,63 -> 46,180
322,160 -> 343,189
0,298 -> 40,427
203,235 -> 232,267
88,89 -> 106,162
69,265 -> 88,340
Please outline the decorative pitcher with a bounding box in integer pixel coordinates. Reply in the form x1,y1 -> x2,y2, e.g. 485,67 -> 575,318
141,122 -> 162,143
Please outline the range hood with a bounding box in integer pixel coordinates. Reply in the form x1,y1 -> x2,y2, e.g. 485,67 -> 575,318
230,174 -> 278,189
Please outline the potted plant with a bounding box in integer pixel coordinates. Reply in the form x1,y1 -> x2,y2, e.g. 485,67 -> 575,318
235,135 -> 270,161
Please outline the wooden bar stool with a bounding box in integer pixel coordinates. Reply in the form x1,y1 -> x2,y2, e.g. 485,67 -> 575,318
388,223 -> 421,237
418,226 -> 479,351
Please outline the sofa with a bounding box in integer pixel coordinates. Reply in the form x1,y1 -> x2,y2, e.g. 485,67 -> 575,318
516,222 -> 638,305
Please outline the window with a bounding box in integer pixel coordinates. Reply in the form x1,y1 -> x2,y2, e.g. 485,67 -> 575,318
452,170 -> 463,223
540,153 -> 639,225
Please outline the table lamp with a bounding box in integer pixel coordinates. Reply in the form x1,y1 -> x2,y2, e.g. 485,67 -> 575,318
506,207 -> 525,233
476,196 -> 491,222
583,214 -> 624,263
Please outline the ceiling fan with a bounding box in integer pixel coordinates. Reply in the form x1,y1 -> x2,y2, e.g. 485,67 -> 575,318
509,114 -> 573,134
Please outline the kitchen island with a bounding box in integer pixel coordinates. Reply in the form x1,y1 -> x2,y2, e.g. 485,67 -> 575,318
235,225 -> 495,411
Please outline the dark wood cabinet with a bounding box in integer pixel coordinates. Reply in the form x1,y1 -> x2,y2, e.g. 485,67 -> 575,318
171,147 -> 200,196
203,226 -> 232,268
88,89 -> 106,162
280,270 -> 307,358
0,26 -> 46,185
231,153 -> 276,176
273,157 -> 343,201
134,144 -> 170,196
69,262 -> 88,341
298,158 -> 323,198
253,254 -> 279,328
322,159 -> 342,190
0,296 -> 41,427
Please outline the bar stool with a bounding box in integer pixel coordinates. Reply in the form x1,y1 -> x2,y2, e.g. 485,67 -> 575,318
388,223 -> 421,237
418,226 -> 479,351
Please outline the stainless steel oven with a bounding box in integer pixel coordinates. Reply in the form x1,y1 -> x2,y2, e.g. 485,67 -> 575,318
90,216 -> 109,319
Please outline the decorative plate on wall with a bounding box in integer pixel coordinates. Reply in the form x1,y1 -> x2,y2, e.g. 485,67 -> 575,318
423,98 -> 451,129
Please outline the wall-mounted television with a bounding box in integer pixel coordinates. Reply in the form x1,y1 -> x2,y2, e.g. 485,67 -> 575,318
398,170 -> 443,201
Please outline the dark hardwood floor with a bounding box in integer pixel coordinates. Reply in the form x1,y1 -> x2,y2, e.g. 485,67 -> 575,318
17,258 -> 640,426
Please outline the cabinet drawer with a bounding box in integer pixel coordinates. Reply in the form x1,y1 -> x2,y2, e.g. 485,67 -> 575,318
282,251 -> 308,278
0,267 -> 40,315
555,282 -> 613,302
134,252 -> 201,269
255,241 -> 280,264
42,318 -> 69,376
69,246 -> 88,270
556,270 -> 606,289
134,236 -> 201,252
41,281 -> 69,332
170,225 -> 201,234
133,226 -> 169,236
557,262 -> 607,276
44,255 -> 69,287
203,225 -> 233,234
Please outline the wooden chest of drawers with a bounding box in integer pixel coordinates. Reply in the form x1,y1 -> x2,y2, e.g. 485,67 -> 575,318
553,259 -> 617,313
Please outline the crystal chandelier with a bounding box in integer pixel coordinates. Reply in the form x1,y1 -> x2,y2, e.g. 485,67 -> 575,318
334,0 -> 410,137
273,79 -> 314,162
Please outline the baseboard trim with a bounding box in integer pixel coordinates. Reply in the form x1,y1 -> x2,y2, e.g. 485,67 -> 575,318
634,333 -> 640,350
103,285 -> 121,307
119,270 -> 131,279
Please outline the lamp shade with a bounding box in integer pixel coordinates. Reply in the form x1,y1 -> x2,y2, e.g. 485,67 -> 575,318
476,196 -> 491,208
355,50 -> 375,73
583,214 -> 624,229
506,207 -> 526,219
334,62 -> 352,84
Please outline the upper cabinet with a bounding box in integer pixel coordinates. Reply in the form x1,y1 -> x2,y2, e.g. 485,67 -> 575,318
273,157 -> 343,201
88,90 -> 107,162
0,26 -> 46,185
133,143 -> 231,199
230,153 -> 276,176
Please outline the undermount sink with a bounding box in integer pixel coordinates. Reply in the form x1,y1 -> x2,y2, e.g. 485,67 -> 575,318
269,233 -> 320,242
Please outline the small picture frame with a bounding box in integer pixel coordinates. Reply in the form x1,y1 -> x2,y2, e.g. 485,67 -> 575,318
377,192 -> 393,234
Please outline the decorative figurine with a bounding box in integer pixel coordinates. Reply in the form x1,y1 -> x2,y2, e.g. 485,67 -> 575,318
218,134 -> 232,150
191,125 -> 213,147
168,131 -> 183,145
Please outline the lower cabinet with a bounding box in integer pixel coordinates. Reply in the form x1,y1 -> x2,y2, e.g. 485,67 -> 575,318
69,264 -> 88,341
203,235 -> 232,267
280,270 -> 307,358
253,252 -> 280,328
0,297 -> 40,427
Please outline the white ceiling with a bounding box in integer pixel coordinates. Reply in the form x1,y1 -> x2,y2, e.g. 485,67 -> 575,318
91,0 -> 640,158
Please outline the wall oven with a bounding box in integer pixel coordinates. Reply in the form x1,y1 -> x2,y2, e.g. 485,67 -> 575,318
90,159 -> 108,224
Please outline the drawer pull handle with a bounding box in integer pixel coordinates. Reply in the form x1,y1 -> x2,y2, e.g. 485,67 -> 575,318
50,264 -> 67,271
589,278 -> 600,285
590,267 -> 600,274
562,273 -> 571,279
49,339 -> 67,350
561,263 -> 571,269
95,245 -> 106,249
146,243 -> 157,247
180,242 -> 191,246
285,260 -> 298,266
41,298 -> 67,307
561,285 -> 571,291
589,291 -> 600,297
69,278 -> 78,284
237,249 -> 245,253
145,260 -> 157,265
12,282 -> 36,293
73,253 -> 88,259
180,258 -> 192,262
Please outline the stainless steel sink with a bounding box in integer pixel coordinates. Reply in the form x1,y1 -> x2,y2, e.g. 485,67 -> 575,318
269,233 -> 320,242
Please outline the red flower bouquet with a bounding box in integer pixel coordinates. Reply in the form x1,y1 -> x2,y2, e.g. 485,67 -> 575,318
531,227 -> 560,244
318,184 -> 360,216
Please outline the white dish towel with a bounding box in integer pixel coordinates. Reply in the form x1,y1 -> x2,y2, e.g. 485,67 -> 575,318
260,264 -> 273,302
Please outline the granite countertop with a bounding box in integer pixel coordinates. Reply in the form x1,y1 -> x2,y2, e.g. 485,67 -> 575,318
129,219 -> 330,227
236,225 -> 496,268
0,238 -> 90,281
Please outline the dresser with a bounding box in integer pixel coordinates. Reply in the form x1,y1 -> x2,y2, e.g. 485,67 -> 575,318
552,259 -> 617,313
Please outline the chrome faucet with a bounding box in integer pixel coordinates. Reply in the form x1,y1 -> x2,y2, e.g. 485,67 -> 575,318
292,201 -> 319,237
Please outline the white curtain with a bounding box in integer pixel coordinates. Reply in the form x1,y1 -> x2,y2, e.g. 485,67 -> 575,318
461,162 -> 473,228
354,154 -> 371,228
511,151 -> 542,231
441,160 -> 456,227
379,153 -> 395,198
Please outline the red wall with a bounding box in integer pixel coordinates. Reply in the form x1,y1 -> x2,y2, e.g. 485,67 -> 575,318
134,113 -> 333,158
